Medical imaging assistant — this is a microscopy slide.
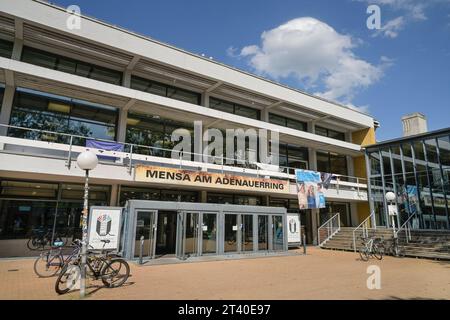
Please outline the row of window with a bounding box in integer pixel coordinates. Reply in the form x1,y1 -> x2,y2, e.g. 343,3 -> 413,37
6,89 -> 349,175
9,44 -> 347,140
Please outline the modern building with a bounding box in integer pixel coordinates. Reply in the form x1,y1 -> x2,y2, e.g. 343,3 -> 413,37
365,128 -> 450,230
0,0 -> 377,258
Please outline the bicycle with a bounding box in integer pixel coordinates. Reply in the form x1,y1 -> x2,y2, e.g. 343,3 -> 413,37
378,235 -> 405,258
55,240 -> 130,295
33,239 -> 81,278
27,227 -> 67,251
359,236 -> 383,261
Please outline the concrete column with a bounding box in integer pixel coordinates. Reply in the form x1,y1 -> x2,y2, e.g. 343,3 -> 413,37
0,84 -> 15,137
202,93 -> 210,108
311,208 -> 319,245
200,191 -> 207,203
261,107 -> 269,122
350,202 -> 358,227
117,108 -> 128,143
122,69 -> 131,88
12,39 -> 23,60
308,148 -> 317,171
110,184 -> 119,206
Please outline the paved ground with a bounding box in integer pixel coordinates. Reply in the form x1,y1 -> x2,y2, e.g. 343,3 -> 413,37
0,247 -> 449,300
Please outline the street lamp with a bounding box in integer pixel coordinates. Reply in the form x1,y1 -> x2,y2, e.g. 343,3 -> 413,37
385,191 -> 398,236
76,151 -> 98,299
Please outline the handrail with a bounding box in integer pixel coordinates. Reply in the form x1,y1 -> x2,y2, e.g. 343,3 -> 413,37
0,124 -> 368,185
317,213 -> 340,246
394,212 -> 418,243
352,211 -> 375,252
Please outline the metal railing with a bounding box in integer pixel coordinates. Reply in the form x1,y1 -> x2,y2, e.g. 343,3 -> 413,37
352,211 -> 376,252
394,213 -> 419,243
0,124 -> 368,189
317,213 -> 341,247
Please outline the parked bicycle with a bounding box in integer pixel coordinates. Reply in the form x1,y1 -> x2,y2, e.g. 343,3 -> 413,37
359,235 -> 383,261
33,239 -> 81,278
55,240 -> 130,295
377,235 -> 405,258
27,227 -> 68,251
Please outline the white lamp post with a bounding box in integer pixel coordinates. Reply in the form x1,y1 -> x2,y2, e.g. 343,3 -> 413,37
385,191 -> 397,236
76,151 -> 98,299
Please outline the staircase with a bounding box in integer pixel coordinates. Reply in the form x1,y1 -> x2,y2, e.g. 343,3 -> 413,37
319,227 -> 450,260
320,227 -> 394,251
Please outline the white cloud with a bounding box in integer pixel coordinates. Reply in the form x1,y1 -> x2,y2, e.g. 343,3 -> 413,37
374,16 -> 405,38
236,17 -> 388,108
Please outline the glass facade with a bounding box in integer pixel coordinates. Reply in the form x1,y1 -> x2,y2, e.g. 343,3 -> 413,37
366,129 -> 450,230
0,179 -> 110,241
21,46 -> 123,85
269,113 -> 307,132
8,88 -> 118,144
277,143 -> 309,172
209,97 -> 260,120
317,151 -> 348,177
315,126 -> 346,141
125,111 -> 194,157
131,75 -> 201,105
207,193 -> 263,206
0,39 -> 13,58
119,186 -> 198,206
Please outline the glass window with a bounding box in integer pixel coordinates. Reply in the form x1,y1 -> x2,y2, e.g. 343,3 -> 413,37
317,151 -> 348,176
269,113 -> 306,131
316,126 -> 346,141
268,113 -> 286,126
0,39 -> 13,58
210,97 -> 260,120
21,46 -> 122,85
0,180 -> 58,199
119,186 -> 198,205
8,89 -> 117,144
131,76 -> 200,105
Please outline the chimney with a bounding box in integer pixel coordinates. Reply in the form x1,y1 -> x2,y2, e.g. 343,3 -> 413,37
402,113 -> 428,137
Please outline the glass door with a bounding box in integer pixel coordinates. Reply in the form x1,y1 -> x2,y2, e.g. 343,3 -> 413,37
134,210 -> 157,259
201,213 -> 217,255
224,214 -> 238,253
257,215 -> 269,251
176,211 -> 201,259
272,215 -> 284,251
241,214 -> 254,252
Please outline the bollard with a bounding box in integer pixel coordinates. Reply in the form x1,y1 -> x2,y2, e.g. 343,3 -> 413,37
303,233 -> 307,255
139,235 -> 144,265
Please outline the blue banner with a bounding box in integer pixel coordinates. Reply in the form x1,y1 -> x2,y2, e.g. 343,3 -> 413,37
295,169 -> 332,210
86,139 -> 124,160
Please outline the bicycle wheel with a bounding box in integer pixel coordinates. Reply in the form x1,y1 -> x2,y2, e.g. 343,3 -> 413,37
34,252 -> 62,277
27,238 -> 41,251
55,264 -> 81,295
372,244 -> 383,260
101,259 -> 130,288
359,247 -> 370,261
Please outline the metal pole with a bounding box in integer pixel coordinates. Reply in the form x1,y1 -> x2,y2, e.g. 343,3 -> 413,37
139,235 -> 144,265
302,233 -> 306,255
80,169 -> 89,299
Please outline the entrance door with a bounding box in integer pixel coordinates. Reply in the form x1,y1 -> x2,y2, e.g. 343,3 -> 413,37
257,215 -> 269,251
155,211 -> 177,257
176,211 -> 201,259
241,214 -> 254,252
272,215 -> 284,251
134,210 -> 157,259
224,214 -> 238,253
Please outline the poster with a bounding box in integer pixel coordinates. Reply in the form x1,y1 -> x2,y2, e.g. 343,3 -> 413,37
87,207 -> 122,251
295,169 -> 328,209
287,213 -> 301,244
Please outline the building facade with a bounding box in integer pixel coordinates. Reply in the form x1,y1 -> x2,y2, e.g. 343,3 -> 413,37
365,128 -> 450,230
0,0 -> 377,258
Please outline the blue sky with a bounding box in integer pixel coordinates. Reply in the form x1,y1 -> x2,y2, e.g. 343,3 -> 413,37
53,0 -> 450,141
